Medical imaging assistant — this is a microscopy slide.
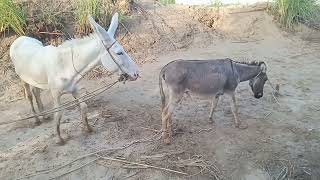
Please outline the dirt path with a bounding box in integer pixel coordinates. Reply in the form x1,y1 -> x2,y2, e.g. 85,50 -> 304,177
1,2 -> 320,180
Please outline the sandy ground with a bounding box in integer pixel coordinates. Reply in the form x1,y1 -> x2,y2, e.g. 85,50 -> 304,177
0,1 -> 320,180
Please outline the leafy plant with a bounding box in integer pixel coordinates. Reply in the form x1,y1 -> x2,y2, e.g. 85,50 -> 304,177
0,0 -> 26,35
75,0 -> 101,34
271,0 -> 319,29
75,0 -> 130,35
159,0 -> 175,5
212,0 -> 222,8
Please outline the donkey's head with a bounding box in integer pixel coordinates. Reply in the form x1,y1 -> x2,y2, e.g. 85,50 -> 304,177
88,13 -> 139,81
249,62 -> 268,99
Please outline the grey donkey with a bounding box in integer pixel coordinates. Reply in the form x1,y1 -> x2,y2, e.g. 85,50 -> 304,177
159,58 -> 268,144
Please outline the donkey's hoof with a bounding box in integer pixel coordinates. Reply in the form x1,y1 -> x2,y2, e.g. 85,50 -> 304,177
163,138 -> 171,145
209,117 -> 215,124
42,115 -> 51,121
34,120 -> 41,126
238,123 -> 248,129
83,126 -> 94,133
236,122 -> 248,129
56,138 -> 65,145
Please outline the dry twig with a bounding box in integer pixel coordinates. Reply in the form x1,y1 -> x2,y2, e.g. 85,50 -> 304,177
96,155 -> 188,175
48,158 -> 99,180
17,133 -> 161,179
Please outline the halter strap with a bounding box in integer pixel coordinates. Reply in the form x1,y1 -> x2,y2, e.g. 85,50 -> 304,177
100,39 -> 127,77
71,44 -> 85,77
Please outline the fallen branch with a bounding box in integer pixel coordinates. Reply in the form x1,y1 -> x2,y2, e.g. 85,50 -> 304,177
17,133 -> 161,179
232,39 -> 263,43
16,145 -> 132,179
229,7 -> 267,14
267,79 -> 280,106
39,32 -> 64,35
197,128 -> 213,133
141,127 -> 161,133
48,158 -> 99,180
96,155 -> 188,175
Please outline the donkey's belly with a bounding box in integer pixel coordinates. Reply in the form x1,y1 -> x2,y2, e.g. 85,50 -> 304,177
186,77 -> 226,96
187,87 -> 223,97
16,65 -> 49,89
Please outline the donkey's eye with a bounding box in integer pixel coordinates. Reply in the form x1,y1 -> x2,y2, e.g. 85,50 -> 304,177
116,52 -> 124,55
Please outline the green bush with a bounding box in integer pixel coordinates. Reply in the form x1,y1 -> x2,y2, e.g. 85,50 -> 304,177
272,0 -> 319,29
75,0 -> 101,34
0,0 -> 26,35
159,0 -> 175,5
75,0 -> 130,35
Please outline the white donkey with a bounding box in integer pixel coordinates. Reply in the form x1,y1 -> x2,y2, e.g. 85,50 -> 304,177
10,13 -> 139,144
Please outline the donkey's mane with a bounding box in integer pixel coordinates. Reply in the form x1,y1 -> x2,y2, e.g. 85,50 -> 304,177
58,33 -> 97,48
232,60 -> 264,66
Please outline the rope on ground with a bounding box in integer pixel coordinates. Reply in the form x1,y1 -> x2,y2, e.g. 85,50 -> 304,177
0,80 -> 119,126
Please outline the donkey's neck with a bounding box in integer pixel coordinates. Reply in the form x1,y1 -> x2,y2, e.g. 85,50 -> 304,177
63,35 -> 103,82
233,63 -> 261,82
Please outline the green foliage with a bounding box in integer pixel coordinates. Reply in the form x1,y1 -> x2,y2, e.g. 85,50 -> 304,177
75,0 -> 101,34
212,0 -> 222,7
159,0 -> 175,5
272,0 -> 319,29
75,0 -> 128,35
0,0 -> 26,35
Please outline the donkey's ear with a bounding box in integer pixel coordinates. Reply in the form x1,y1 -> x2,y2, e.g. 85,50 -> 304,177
260,62 -> 267,73
107,13 -> 119,37
88,15 -> 112,45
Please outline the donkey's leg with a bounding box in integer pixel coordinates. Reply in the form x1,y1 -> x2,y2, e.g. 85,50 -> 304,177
31,86 -> 49,120
230,93 -> 240,127
72,89 -> 93,133
162,88 -> 183,144
23,82 -> 41,125
51,90 -> 64,144
209,96 -> 220,122
230,93 -> 248,129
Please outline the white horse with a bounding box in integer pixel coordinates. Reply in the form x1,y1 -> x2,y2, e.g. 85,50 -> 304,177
10,13 -> 139,144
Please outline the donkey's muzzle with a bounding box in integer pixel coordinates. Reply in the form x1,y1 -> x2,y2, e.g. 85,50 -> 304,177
254,93 -> 263,99
118,73 -> 129,82
128,73 -> 139,81
119,73 -> 139,82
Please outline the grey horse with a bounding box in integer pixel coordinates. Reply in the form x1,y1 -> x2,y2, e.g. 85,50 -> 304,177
159,58 -> 268,144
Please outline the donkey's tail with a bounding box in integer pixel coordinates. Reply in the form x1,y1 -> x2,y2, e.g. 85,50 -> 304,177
159,68 -> 166,112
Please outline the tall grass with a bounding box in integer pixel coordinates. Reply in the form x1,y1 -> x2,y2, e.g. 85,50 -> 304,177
272,0 -> 319,29
0,0 -> 26,35
75,0 -> 129,35
159,0 -> 175,5
75,0 -> 101,34
212,0 -> 222,7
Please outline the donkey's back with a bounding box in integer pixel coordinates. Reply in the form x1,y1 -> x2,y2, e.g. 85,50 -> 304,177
160,59 -> 237,96
10,36 -> 44,61
10,36 -> 58,89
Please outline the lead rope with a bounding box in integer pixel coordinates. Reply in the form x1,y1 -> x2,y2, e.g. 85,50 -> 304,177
95,28 -> 131,82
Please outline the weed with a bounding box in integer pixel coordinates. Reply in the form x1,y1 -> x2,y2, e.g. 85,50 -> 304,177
159,0 -> 175,5
271,0 -> 319,29
0,0 -> 26,36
